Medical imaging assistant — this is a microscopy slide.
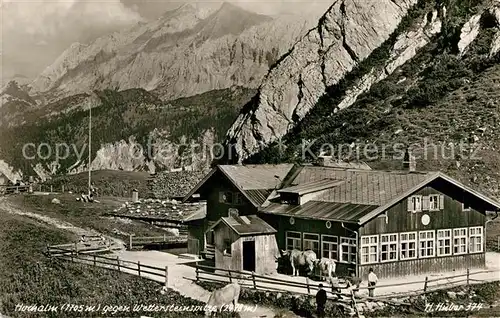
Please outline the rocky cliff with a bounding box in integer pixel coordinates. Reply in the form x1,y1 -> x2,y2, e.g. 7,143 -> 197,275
28,3 -> 319,101
225,0 -> 422,162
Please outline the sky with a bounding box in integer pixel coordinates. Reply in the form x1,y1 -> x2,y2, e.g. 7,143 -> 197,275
0,0 -> 332,83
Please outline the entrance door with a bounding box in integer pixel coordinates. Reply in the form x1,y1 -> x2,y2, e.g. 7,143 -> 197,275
242,241 -> 256,272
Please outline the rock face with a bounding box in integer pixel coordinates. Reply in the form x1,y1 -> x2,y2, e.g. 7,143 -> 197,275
28,3 -> 319,101
225,0 -> 418,162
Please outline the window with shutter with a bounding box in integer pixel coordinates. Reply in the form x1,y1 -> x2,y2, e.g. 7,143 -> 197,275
439,195 -> 445,209
422,196 -> 430,211
429,194 -> 440,211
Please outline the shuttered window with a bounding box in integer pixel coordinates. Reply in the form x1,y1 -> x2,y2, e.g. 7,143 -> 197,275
419,230 -> 435,258
469,227 -> 483,253
453,228 -> 467,255
437,229 -> 452,256
380,234 -> 398,262
361,235 -> 378,264
321,235 -> 338,261
428,194 -> 440,211
400,232 -> 417,260
286,231 -> 301,251
407,195 -> 422,212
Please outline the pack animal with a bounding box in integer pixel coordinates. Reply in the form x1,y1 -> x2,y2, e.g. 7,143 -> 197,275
205,282 -> 240,317
314,258 -> 336,281
281,249 -> 317,276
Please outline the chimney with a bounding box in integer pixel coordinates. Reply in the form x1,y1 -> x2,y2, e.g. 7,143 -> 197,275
403,148 -> 416,172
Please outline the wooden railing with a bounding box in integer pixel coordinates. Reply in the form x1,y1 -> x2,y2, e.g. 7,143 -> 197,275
0,185 -> 30,195
128,234 -> 187,249
193,264 -> 500,300
46,245 -> 170,287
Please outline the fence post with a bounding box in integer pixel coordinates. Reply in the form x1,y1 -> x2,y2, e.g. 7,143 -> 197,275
93,254 -> 96,266
138,261 -> 141,277
424,276 -> 429,293
467,268 -> 470,296
252,272 -> 256,290
50,185 -> 53,193
62,185 -> 65,193
74,242 -> 78,256
117,257 -> 121,271
129,235 -> 133,250
306,277 -> 310,295
228,270 -> 232,283
164,234 -> 167,243
46,244 -> 51,258
165,266 -> 169,288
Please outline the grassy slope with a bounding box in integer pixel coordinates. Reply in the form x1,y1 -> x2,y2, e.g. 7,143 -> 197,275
247,0 -> 500,197
0,87 -> 255,175
8,194 -> 170,240
42,170 -> 152,198
0,210 -> 204,318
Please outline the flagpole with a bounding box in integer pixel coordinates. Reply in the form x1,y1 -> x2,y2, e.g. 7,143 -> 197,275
88,105 -> 92,196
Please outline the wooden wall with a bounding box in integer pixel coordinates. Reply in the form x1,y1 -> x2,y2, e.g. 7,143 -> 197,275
254,235 -> 279,275
214,224 -> 241,272
359,253 -> 485,279
360,181 -> 486,236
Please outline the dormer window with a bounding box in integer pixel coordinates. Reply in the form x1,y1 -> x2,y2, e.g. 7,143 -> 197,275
280,193 -> 299,205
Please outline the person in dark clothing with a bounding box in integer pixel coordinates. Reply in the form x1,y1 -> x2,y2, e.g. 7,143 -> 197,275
316,283 -> 327,317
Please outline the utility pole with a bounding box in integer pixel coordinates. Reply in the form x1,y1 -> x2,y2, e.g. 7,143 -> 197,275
88,105 -> 92,196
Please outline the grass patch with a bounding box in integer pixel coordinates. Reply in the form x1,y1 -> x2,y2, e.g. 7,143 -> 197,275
0,209 -> 205,318
8,194 -> 170,240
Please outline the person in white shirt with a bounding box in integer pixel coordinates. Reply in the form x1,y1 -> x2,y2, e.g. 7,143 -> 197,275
367,268 -> 378,297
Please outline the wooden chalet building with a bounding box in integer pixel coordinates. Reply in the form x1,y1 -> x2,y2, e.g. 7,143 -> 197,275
183,161 -> 500,279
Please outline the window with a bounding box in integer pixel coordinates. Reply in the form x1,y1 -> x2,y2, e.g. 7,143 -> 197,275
407,195 -> 422,212
303,233 -> 320,256
234,193 -> 244,205
437,229 -> 452,256
419,230 -> 435,258
223,239 -> 232,256
380,234 -> 398,262
462,203 -> 471,212
321,235 -> 338,260
453,228 -> 467,255
361,235 -> 378,264
429,195 -> 440,211
286,231 -> 301,250
205,230 -> 215,246
469,226 -> 483,253
400,232 -> 417,260
219,191 -> 232,204
219,191 -> 245,205
340,237 -> 357,264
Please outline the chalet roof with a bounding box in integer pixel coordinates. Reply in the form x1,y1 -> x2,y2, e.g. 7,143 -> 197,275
218,164 -> 294,190
182,164 -> 294,206
278,179 -> 345,195
210,214 -> 277,236
244,189 -> 273,207
261,201 -> 378,223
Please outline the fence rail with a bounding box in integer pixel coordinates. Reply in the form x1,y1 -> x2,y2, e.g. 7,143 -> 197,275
0,185 -> 30,195
193,264 -> 500,300
46,244 -> 170,286
128,234 -> 187,249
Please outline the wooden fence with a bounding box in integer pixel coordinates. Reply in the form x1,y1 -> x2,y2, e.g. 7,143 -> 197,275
193,264 -> 500,300
0,185 -> 30,195
128,234 -> 188,249
46,245 -> 170,287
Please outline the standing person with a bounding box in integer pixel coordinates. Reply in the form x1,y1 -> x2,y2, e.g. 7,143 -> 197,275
368,268 -> 378,297
316,283 -> 327,317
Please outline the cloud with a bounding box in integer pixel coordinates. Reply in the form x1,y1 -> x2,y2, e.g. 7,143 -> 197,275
1,0 -> 143,79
